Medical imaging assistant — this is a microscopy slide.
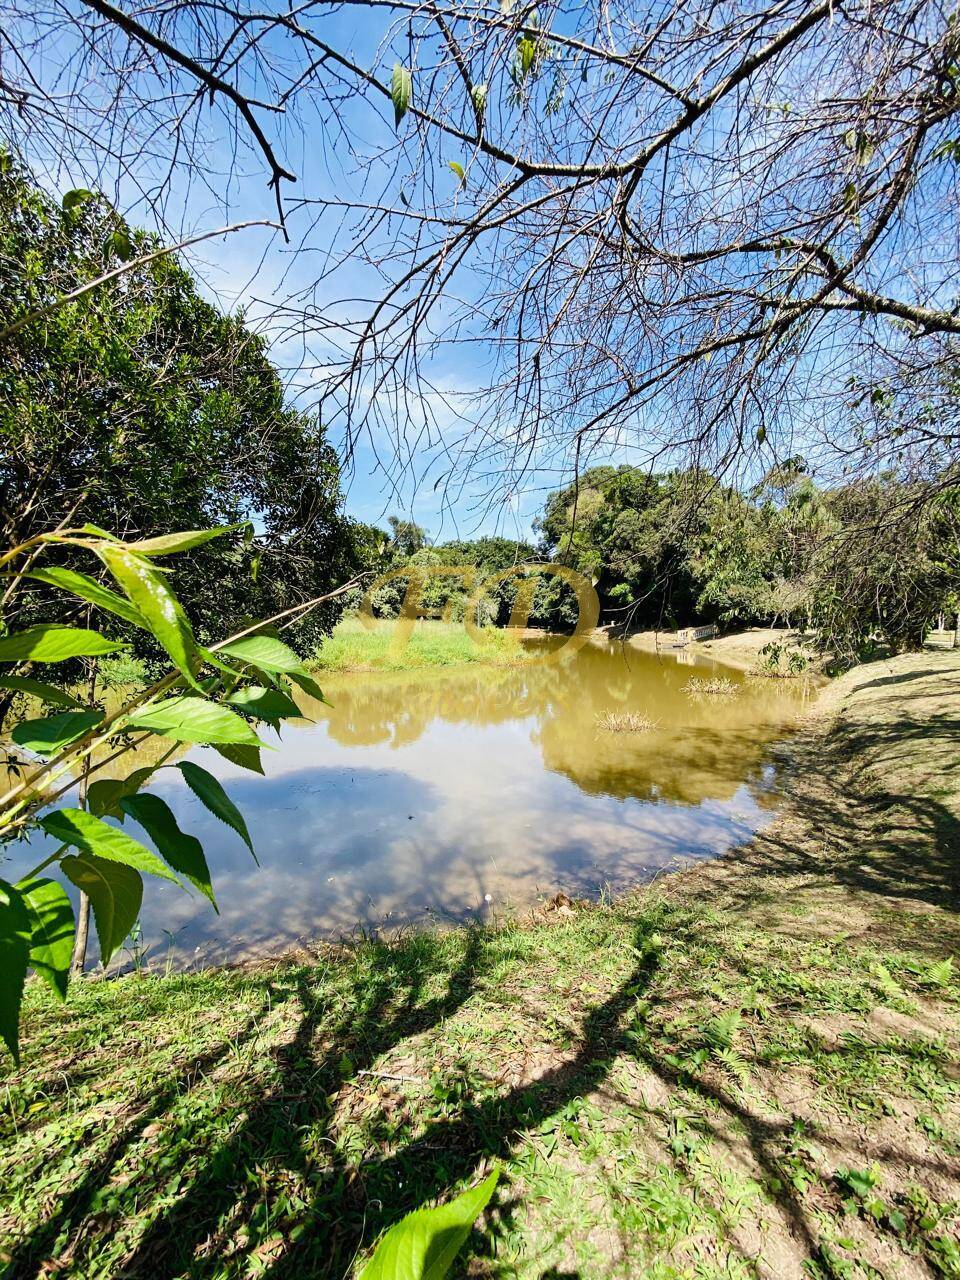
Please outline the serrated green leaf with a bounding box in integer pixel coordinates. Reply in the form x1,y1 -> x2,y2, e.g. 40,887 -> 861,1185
217,633 -> 305,674
359,1169 -> 499,1280
120,794 -> 216,909
97,545 -> 201,689
287,670 -> 328,705
0,879 -> 31,1064
227,684 -> 303,724
126,524 -> 246,557
40,809 -> 180,882
28,567 -> 147,628
925,956 -> 955,988
0,677 -> 84,709
11,710 -> 103,757
392,63 -> 413,127
128,696 -> 262,746
177,760 -> 256,860
0,625 -> 126,663
86,766 -> 157,819
17,878 -> 74,1001
212,743 -> 265,775
61,854 -> 142,966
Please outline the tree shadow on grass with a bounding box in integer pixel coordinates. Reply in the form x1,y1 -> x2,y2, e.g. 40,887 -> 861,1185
3,922 -> 664,1279
8,658 -> 960,1278
84,929 -> 494,1277
6,899 -> 959,1280
5,1007 -> 272,1276
711,664 -> 960,926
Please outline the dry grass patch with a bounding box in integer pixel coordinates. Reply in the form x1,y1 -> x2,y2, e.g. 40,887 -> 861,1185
684,676 -> 739,698
595,710 -> 658,733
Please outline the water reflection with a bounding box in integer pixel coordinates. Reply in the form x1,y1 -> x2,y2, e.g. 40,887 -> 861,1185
4,638 -> 812,965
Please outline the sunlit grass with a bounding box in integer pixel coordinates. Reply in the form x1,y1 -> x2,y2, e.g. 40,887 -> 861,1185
312,615 -> 525,672
4,893 -> 959,1278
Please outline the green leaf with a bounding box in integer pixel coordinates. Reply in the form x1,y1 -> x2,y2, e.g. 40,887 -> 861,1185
28,567 -> 147,628
61,854 -> 142,966
924,956 -> 955,988
197,646 -> 244,680
0,879 -> 31,1064
217,633 -> 305,674
86,766 -> 157,818
448,161 -> 466,185
0,625 -> 126,663
62,187 -> 94,213
471,84 -> 487,118
125,524 -> 247,557
109,228 -> 133,261
17,878 -> 74,1001
0,677 -> 84,709
212,743 -> 265,775
287,670 -> 328,704
178,760 -> 256,860
11,710 -> 103,757
517,36 -> 536,77
392,63 -> 413,127
227,685 -> 303,724
78,523 -> 121,541
97,545 -> 201,689
121,794 -> 217,909
128,696 -> 262,746
39,808 -> 180,882
359,1169 -> 499,1280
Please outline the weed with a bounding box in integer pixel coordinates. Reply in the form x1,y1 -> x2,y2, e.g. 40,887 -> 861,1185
595,710 -> 658,733
683,676 -> 738,698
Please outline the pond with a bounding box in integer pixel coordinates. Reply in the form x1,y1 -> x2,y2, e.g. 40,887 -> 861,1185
6,637 -> 813,967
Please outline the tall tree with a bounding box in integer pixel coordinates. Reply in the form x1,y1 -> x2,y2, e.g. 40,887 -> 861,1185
0,155 -> 359,650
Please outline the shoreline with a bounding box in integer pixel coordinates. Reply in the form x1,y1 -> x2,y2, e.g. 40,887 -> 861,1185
5,648 -> 960,1277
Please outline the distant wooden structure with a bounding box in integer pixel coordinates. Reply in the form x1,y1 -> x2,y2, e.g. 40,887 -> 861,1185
674,624 -> 718,648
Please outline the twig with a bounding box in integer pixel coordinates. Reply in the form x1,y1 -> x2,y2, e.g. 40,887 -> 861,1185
356,1069 -> 424,1084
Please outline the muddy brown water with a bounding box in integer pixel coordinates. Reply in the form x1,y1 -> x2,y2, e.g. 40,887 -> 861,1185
6,637 -> 813,967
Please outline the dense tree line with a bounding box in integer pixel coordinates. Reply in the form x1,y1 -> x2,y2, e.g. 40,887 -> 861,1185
363,464 -> 960,662
1,157 -> 362,656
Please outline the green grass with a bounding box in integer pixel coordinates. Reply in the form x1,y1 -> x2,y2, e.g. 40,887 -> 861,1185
96,652 -> 151,689
312,616 -> 526,672
2,895 -> 959,1279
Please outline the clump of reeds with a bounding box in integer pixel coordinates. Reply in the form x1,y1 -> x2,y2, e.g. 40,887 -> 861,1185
683,676 -> 739,698
595,710 -> 658,733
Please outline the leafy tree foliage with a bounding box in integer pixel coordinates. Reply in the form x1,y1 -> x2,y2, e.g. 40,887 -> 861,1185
532,464 -> 960,657
0,155 -> 359,655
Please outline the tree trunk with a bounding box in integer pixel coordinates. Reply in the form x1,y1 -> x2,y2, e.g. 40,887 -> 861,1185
71,891 -> 89,976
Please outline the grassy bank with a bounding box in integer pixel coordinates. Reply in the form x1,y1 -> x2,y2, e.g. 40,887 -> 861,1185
3,651 -> 960,1278
312,616 -> 526,672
